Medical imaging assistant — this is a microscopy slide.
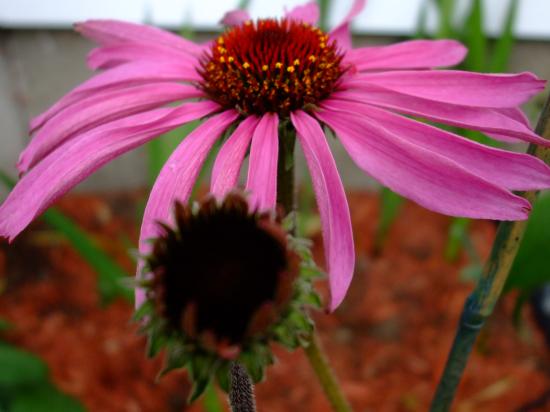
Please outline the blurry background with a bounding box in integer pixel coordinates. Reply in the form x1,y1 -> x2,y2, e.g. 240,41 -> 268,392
1,1 -> 550,411
1,0 -> 549,198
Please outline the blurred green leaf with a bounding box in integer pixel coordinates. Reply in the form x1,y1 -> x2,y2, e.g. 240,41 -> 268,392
489,0 -> 518,72
202,383 -> 225,412
434,0 -> 457,39
9,382 -> 84,412
461,0 -> 487,71
375,187 -> 403,252
415,0 -> 430,39
237,0 -> 251,11
505,191 -> 550,295
445,217 -> 470,261
317,0 -> 330,31
0,319 -> 12,332
0,344 -> 48,390
0,171 -> 132,305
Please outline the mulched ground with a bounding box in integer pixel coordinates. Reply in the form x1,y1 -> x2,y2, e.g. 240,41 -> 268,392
0,191 -> 548,412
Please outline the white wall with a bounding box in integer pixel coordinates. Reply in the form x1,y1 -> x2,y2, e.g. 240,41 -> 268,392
0,0 -> 549,40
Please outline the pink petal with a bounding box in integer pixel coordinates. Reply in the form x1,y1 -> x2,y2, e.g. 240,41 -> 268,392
316,108 -> 532,220
322,99 -> 550,190
87,42 -> 198,70
30,61 -> 200,133
210,115 -> 261,198
220,9 -> 251,26
19,84 -> 204,173
347,70 -> 545,108
329,0 -> 366,50
0,101 -> 219,241
285,2 -> 320,25
75,20 -> 203,56
331,88 -> 549,146
245,113 -> 279,211
291,110 -> 354,311
344,40 -> 467,71
135,110 -> 238,308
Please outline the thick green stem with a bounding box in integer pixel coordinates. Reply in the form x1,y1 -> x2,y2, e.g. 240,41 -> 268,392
430,96 -> 550,412
277,124 -> 352,412
304,334 -> 353,412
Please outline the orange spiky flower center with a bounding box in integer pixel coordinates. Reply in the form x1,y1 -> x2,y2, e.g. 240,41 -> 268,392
199,19 -> 344,117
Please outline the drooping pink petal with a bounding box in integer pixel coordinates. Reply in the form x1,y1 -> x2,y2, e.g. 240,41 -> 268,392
329,0 -> 366,50
0,101 -> 220,241
245,113 -> 279,211
316,109 -> 532,220
87,42 -> 198,70
344,40 -> 467,71
291,110 -> 354,311
30,61 -> 200,133
75,20 -> 203,56
19,83 -> 204,173
285,2 -> 320,25
331,88 -> 550,146
347,70 -> 545,108
220,9 -> 251,26
321,99 -> 550,191
211,115 -> 261,198
136,110 -> 238,307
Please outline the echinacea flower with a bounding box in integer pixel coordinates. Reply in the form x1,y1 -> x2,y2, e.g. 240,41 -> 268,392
1,1 -> 549,310
145,193 -> 299,356
137,192 -> 316,398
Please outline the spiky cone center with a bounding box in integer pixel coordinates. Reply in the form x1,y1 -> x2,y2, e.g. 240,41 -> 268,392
147,193 -> 299,359
199,18 -> 345,117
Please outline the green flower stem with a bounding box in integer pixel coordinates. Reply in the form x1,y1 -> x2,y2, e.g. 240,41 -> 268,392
277,124 -> 352,412
304,334 -> 353,412
430,96 -> 550,412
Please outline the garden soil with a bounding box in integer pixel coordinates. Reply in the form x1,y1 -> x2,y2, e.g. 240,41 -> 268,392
1,191 -> 548,412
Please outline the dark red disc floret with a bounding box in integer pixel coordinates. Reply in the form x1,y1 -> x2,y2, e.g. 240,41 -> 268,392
199,18 -> 344,117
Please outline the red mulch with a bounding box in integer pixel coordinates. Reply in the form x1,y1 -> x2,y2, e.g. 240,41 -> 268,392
0,191 -> 548,412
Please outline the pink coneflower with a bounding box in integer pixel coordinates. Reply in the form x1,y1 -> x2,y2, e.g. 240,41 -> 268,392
1,1 -> 549,310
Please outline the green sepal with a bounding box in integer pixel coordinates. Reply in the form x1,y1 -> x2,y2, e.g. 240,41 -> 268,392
215,362 -> 231,392
188,355 -> 220,402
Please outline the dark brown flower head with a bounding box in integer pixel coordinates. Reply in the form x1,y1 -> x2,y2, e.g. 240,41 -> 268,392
198,19 -> 344,117
147,192 -> 299,357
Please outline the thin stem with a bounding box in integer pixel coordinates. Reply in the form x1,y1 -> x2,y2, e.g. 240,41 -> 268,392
304,334 -> 353,412
229,362 -> 256,412
277,124 -> 352,412
430,96 -> 550,412
277,122 -> 296,218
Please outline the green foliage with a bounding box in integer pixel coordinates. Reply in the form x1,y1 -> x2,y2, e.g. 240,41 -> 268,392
7,382 -> 84,412
0,336 -> 83,412
0,171 -> 132,305
505,192 -> 550,297
374,188 -> 404,252
489,0 -> 518,72
425,0 -> 519,260
0,344 -> 48,390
